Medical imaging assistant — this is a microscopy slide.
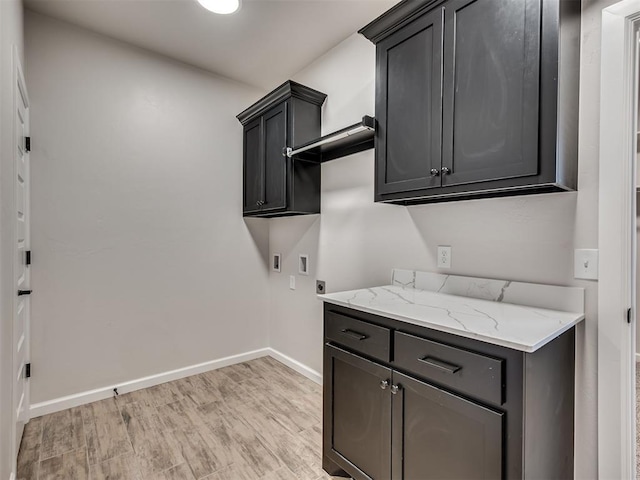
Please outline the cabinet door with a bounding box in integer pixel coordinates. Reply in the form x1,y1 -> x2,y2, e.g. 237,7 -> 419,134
325,344 -> 392,480
442,0 -> 541,187
376,8 -> 443,196
391,371 -> 503,480
243,116 -> 263,214
261,102 -> 287,212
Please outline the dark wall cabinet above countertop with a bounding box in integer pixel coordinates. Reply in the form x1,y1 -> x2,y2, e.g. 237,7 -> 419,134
237,80 -> 326,218
360,0 -> 581,204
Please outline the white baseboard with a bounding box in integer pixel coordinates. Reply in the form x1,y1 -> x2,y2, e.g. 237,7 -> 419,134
29,348 -> 271,418
267,348 -> 322,385
29,347 -> 323,418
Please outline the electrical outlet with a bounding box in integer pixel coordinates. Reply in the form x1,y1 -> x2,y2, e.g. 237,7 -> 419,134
272,253 -> 281,273
289,275 -> 296,290
437,246 -> 452,269
316,280 -> 326,294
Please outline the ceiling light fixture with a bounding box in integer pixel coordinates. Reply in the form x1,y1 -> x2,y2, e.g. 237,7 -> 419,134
196,0 -> 241,14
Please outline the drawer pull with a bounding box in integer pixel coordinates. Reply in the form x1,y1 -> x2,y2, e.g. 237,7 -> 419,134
380,379 -> 389,390
340,329 -> 368,341
418,356 -> 461,374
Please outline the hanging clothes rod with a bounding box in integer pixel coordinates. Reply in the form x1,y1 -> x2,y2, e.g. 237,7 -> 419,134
285,115 -> 375,159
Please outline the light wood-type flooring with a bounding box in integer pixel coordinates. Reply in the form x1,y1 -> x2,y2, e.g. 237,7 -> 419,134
17,357 -> 342,480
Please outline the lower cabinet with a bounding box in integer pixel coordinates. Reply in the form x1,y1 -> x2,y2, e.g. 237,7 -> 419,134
328,345 -> 391,479
325,345 -> 502,480
392,371 -> 503,480
322,304 -> 576,480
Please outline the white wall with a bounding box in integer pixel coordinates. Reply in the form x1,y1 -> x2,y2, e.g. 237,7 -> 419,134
0,0 -> 24,477
269,1 -> 610,475
25,11 -> 270,405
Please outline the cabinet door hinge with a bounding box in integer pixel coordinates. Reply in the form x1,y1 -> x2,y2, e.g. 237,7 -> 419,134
25,250 -> 31,266
627,308 -> 633,324
25,363 -> 31,379
25,137 -> 31,153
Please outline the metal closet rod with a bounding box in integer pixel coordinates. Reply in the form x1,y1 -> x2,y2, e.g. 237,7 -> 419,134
285,115 -> 375,158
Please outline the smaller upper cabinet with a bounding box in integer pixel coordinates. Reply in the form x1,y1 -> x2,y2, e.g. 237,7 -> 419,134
237,81 -> 326,217
360,0 -> 581,204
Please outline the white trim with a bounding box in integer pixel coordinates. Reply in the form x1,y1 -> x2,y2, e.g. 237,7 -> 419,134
598,1 -> 640,478
29,348 -> 270,417
267,348 -> 322,385
29,348 -> 323,418
636,353 -> 640,363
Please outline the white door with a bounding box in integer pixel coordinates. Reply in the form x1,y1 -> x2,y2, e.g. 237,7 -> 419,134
13,48 -> 30,456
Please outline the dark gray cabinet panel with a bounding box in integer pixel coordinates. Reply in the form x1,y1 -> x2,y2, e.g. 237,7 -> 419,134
325,345 -> 392,480
442,0 -> 540,187
376,7 -> 443,195
243,118 -> 263,214
262,103 -> 287,212
360,0 -> 580,204
237,81 -> 326,217
392,371 -> 503,480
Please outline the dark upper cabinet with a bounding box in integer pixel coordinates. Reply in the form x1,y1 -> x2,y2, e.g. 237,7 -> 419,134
442,0 -> 541,187
262,103 -> 287,213
360,0 -> 580,204
243,117 -> 263,214
237,81 -> 326,217
376,7 -> 443,195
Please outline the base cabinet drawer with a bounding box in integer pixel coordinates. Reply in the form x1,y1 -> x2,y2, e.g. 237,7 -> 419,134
394,331 -> 504,406
325,310 -> 391,362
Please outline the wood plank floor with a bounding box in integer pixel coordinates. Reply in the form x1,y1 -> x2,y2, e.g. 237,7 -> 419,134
17,357 -> 342,480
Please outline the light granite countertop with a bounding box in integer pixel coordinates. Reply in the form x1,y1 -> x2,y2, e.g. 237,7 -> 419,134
318,273 -> 585,353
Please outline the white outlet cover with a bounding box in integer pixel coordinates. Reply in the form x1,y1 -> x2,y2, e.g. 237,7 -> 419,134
437,246 -> 452,269
574,249 -> 599,280
289,275 -> 296,290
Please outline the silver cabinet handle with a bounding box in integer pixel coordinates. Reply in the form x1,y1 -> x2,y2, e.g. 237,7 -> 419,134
390,384 -> 401,395
430,168 -> 440,177
441,167 -> 451,175
380,380 -> 389,390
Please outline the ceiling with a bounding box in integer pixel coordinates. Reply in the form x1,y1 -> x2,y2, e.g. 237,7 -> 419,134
25,0 -> 398,90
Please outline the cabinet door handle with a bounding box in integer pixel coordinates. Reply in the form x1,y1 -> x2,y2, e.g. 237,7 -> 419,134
418,356 -> 461,374
340,329 -> 368,341
18,289 -> 32,296
441,167 -> 451,175
390,384 -> 401,395
380,379 -> 389,390
430,168 -> 440,177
